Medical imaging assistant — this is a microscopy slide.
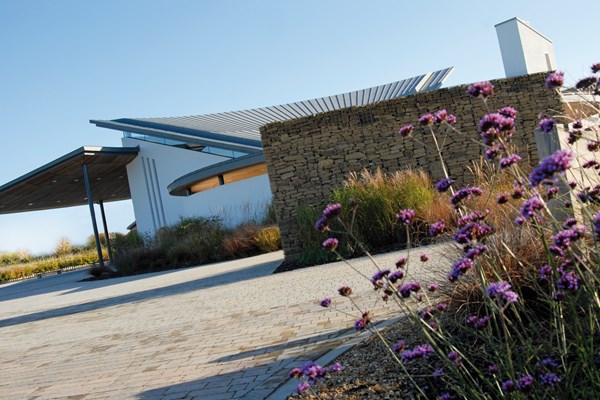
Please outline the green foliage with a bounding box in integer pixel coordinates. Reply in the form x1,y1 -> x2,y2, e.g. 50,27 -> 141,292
0,249 -> 104,282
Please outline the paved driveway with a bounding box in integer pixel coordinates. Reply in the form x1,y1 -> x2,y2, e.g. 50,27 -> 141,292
0,243 -> 451,399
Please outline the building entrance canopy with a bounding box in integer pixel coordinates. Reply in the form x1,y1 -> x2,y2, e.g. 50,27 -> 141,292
0,146 -> 139,267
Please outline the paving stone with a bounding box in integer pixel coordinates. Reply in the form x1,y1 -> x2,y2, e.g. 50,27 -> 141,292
0,244 -> 450,399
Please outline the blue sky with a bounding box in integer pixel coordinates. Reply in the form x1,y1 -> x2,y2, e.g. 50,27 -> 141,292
0,0 -> 598,255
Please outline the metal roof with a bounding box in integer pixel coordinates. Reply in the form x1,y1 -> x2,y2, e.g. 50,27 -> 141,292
91,67 -> 453,152
0,146 -> 139,214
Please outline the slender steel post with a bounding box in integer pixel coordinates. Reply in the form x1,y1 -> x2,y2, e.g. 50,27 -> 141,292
99,200 -> 113,262
82,163 -> 104,267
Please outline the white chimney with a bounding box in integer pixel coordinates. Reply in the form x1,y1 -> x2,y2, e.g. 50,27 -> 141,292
495,17 -> 557,77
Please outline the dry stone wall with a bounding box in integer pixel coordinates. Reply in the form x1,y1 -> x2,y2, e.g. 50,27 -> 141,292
260,73 -> 564,260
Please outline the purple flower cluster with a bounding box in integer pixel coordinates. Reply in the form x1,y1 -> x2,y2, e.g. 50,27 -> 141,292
592,63 -> 600,74
478,112 -> 516,146
400,343 -> 434,363
466,315 -> 490,330
465,244 -> 488,260
320,297 -> 331,307
388,269 -> 405,283
517,375 -> 534,392
453,221 -> 494,244
315,203 -> 342,232
396,208 -> 415,225
435,177 -> 453,192
290,361 -> 343,393
594,212 -> 600,236
418,113 -> 435,126
546,71 -> 564,89
398,281 -> 421,298
447,351 -> 462,366
486,281 -> 519,304
575,76 -> 598,91
502,380 -> 515,392
433,109 -> 457,124
448,257 -> 474,281
395,257 -> 408,268
552,225 -> 586,249
429,220 -> 447,237
540,373 -> 561,387
467,81 -> 494,98
539,264 -> 553,280
499,154 -> 521,169
371,269 -> 390,287
399,124 -> 414,138
338,285 -> 353,296
354,312 -> 370,330
529,149 -> 575,187
450,186 -> 483,208
322,238 -> 339,252
557,270 -> 580,291
519,195 -> 545,221
539,117 -> 556,134
392,340 -> 405,353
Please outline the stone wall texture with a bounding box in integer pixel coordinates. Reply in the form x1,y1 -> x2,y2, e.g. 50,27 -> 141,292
260,73 -> 564,260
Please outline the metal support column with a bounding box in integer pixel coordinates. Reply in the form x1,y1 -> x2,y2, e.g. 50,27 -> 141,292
98,200 -> 114,262
82,163 -> 104,267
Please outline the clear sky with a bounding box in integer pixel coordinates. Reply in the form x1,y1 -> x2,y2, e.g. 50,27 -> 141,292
0,0 -> 598,255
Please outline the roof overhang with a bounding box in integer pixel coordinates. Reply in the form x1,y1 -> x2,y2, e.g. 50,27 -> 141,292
0,146 -> 139,214
168,152 -> 266,196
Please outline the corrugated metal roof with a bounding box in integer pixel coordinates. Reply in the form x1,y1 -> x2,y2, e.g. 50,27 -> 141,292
91,67 -> 453,152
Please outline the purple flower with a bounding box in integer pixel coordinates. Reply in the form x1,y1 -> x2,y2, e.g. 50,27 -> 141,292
546,186 -> 559,199
465,245 -> 488,260
466,315 -> 478,326
388,269 -> 405,283
436,302 -> 448,312
447,351 -> 462,366
320,297 -> 332,308
467,81 -> 494,98
322,238 -> 339,252
451,186 -> 483,208
536,357 -> 559,372
454,221 -> 494,244
420,253 -> 429,262
499,154 -> 521,169
448,257 -> 474,281
439,393 -> 453,400
502,380 -> 516,392
399,124 -> 414,138
395,257 -> 408,268
398,281 -> 421,298
338,285 -> 353,296
517,375 -> 534,392
418,113 -> 435,126
297,382 -> 310,393
392,340 -> 405,353
498,106 -> 518,119
486,281 -> 519,304
557,270 -> 580,291
289,367 -> 302,378
546,71 -> 564,89
396,209 -> 415,225
588,141 -> 600,152
314,217 -> 329,232
539,118 -> 556,134
539,264 -> 553,280
434,109 -> 456,124
515,216 -> 525,225
553,225 -> 586,248
497,192 -> 509,204
540,372 -> 561,387
401,344 -> 434,363
435,177 -> 453,192
488,364 -> 499,375
329,362 -> 343,372
427,283 -> 439,292
529,149 -> 574,187
512,186 -> 524,199
592,63 -> 600,74
322,203 -> 342,219
432,368 -> 445,378
520,195 -> 545,220
575,76 -> 598,90
354,318 -> 368,331
429,220 -> 446,237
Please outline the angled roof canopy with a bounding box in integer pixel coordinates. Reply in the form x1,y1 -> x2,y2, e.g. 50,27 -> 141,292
90,67 -> 454,152
0,146 -> 139,214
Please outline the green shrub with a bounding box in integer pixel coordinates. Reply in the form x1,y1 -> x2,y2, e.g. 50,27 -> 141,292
0,250 -> 32,266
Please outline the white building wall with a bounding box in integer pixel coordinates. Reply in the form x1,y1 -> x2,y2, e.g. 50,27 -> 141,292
123,137 -> 272,236
496,18 -> 557,78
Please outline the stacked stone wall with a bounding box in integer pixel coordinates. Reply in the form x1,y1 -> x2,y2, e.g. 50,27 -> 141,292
260,73 -> 564,260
